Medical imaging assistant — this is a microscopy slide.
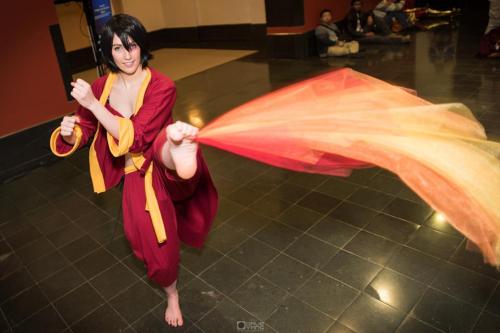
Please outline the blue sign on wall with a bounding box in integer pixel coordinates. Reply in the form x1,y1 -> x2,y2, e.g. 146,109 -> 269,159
92,0 -> 112,34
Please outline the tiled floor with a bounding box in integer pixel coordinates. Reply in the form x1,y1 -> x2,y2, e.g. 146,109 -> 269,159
2,14 -> 500,333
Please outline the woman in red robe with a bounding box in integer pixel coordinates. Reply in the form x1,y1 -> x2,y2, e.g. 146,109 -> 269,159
50,14 -> 218,327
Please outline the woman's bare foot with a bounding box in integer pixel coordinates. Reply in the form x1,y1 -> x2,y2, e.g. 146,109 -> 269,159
165,121 -> 198,179
164,282 -> 183,327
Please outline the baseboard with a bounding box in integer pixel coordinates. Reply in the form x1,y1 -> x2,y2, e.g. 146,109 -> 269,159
266,30 -> 317,58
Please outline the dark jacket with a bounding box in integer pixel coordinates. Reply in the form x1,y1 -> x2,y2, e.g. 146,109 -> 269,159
345,9 -> 374,37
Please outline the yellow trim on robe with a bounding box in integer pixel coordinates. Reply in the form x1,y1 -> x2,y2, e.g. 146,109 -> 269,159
134,68 -> 152,116
89,73 -> 116,193
144,164 -> 167,243
89,126 -> 106,193
49,125 -> 83,157
131,153 -> 146,170
124,163 -> 137,174
123,152 -> 146,174
107,117 -> 135,157
130,69 -> 166,243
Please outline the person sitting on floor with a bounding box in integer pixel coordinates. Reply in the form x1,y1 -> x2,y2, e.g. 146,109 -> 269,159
479,27 -> 500,58
478,0 -> 500,58
315,9 -> 360,57
374,0 -> 412,32
345,0 -> 411,43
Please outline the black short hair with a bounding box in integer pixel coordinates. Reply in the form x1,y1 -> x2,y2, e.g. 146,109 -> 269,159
320,9 -> 332,18
351,0 -> 362,5
100,14 -> 153,73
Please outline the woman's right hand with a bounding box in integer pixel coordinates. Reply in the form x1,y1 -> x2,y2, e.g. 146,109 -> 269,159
60,115 -> 79,144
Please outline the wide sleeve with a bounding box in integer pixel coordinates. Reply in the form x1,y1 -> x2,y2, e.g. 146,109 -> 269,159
107,80 -> 176,157
50,82 -> 101,157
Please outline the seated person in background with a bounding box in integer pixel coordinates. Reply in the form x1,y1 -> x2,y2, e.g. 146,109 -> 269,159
374,0 -> 412,32
479,27 -> 500,58
345,0 -> 411,43
315,9 -> 360,57
478,0 -> 500,58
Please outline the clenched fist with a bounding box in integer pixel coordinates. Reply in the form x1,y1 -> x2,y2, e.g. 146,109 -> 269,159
60,115 -> 80,145
71,79 -> 98,110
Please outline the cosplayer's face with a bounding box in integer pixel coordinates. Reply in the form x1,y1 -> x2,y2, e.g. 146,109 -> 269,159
111,34 -> 142,75
353,2 -> 362,12
321,12 -> 333,24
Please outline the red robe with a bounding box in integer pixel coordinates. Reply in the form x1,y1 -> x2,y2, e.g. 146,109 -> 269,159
50,67 -> 218,286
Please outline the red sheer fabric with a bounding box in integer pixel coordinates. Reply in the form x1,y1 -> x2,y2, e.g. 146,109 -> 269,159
197,68 -> 500,265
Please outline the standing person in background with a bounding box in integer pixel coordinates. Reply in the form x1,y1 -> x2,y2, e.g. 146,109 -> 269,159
315,9 -> 360,57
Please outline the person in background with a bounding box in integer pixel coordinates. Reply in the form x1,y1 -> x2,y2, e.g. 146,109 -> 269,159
478,0 -> 500,58
374,0 -> 412,32
315,9 -> 360,57
486,0 -> 500,35
345,0 -> 411,43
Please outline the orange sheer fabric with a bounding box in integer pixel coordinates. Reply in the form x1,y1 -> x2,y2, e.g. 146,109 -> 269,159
198,68 -> 500,265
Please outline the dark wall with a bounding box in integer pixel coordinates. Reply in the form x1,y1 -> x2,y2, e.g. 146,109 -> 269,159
0,0 -> 75,137
266,0 -> 380,34
265,0 -> 305,27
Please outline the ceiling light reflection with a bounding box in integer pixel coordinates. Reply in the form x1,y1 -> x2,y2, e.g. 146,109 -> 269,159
434,212 -> 447,224
187,108 -> 205,128
377,287 -> 392,303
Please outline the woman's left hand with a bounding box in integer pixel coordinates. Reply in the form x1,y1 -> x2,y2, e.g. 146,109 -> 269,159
71,79 -> 99,111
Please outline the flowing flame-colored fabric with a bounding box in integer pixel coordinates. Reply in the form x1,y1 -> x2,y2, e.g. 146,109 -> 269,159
197,68 -> 500,265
